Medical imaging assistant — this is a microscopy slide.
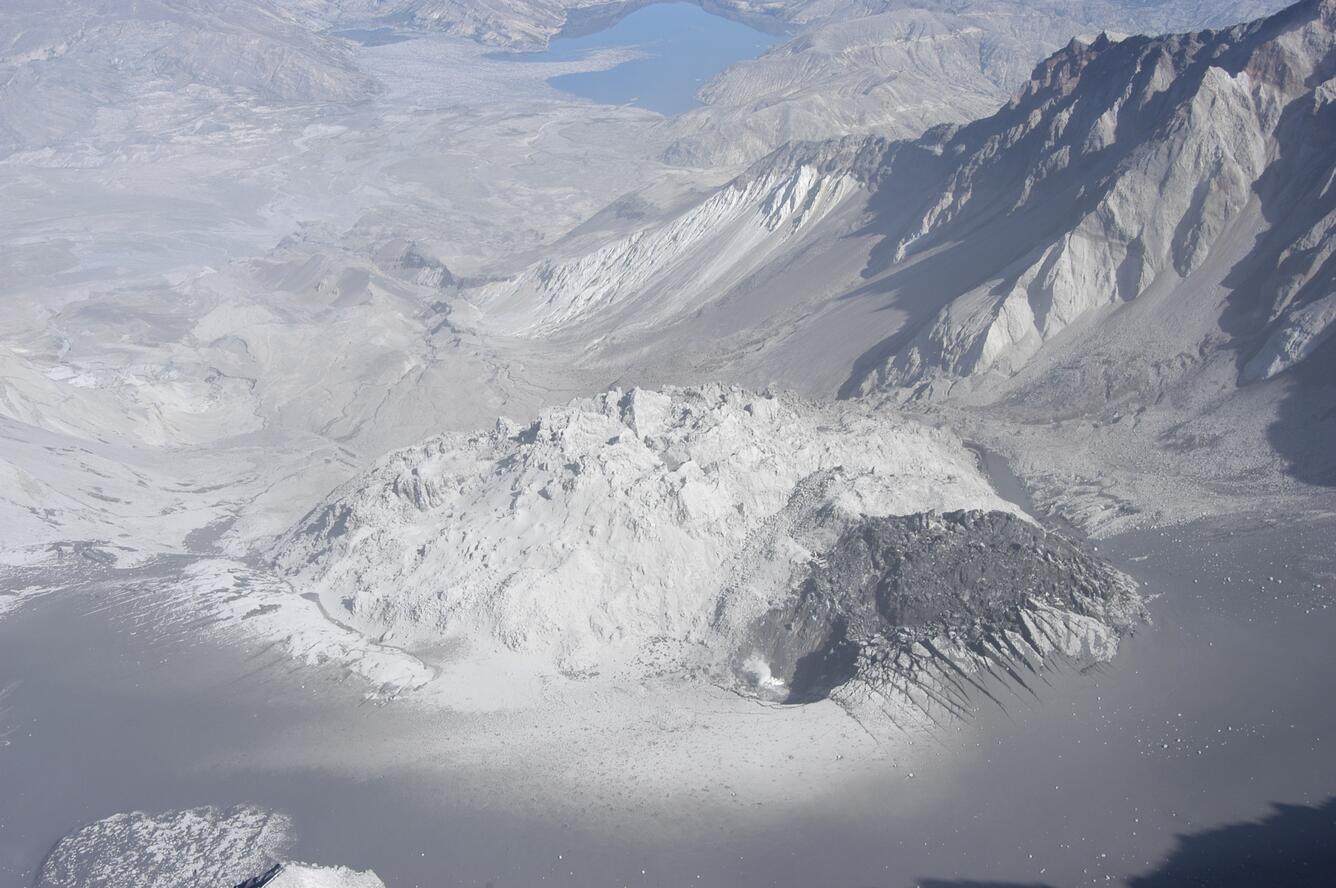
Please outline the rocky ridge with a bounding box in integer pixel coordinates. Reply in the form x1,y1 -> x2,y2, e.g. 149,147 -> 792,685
860,0 -> 1336,393
464,137 -> 885,337
274,386 -> 1141,719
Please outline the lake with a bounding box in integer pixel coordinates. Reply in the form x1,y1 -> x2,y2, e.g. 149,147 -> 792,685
507,2 -> 781,115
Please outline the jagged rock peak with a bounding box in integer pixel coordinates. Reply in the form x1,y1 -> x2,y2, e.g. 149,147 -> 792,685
856,0 -> 1336,393
741,134 -> 893,188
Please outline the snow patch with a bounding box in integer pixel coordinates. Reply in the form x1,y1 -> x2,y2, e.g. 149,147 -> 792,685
37,806 -> 384,888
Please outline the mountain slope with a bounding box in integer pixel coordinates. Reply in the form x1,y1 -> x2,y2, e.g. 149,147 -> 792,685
845,0 -> 1336,509
291,1 -> 1291,167
856,0 -> 1336,394
460,137 -> 885,339
462,0 -> 1336,526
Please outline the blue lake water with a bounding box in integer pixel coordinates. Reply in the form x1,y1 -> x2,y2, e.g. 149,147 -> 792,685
512,2 -> 781,115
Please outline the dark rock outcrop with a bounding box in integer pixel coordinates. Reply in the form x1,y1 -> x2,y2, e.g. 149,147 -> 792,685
742,510 -> 1144,716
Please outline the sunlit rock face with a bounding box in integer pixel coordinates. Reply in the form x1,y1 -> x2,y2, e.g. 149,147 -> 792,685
463,1 -> 1334,405
859,0 -> 1336,393
465,137 -> 882,338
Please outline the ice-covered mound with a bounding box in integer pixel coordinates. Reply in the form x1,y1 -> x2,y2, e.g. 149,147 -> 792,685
37,806 -> 289,888
36,805 -> 384,888
274,385 -> 1018,671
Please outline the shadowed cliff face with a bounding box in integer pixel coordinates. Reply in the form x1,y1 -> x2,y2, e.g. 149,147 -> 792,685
741,510 -> 1145,715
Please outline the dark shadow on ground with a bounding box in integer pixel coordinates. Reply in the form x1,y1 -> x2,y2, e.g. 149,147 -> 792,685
915,796 -> 1336,888
1126,796 -> 1336,888
918,883 -> 1054,888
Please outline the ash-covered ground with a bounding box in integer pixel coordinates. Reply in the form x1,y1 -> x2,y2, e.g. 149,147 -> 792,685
2,510 -> 1332,887
2,1 -> 1333,885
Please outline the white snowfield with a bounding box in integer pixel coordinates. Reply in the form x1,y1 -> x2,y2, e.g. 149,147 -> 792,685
269,864 -> 386,888
275,385 -> 1017,671
37,805 -> 384,888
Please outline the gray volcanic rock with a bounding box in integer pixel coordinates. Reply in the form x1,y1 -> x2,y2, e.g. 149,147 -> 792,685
271,386 -> 1017,669
272,385 -> 1146,725
742,510 -> 1144,716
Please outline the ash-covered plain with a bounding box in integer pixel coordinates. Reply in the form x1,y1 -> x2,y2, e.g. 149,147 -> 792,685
2,1 -> 1333,886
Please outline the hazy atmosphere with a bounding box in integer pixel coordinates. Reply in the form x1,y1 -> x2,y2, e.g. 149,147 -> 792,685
2,1 -> 1334,886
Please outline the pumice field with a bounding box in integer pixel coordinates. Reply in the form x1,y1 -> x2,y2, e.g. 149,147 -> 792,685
2,1 -> 1335,886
